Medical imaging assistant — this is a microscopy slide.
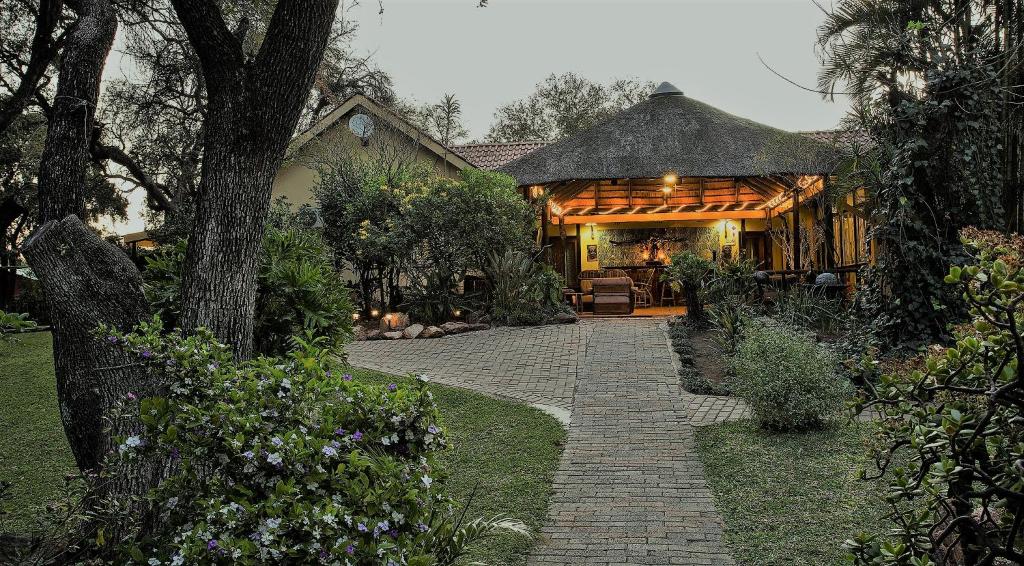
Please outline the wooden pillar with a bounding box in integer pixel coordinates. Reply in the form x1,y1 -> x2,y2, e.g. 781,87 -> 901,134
852,189 -> 861,264
740,219 -> 747,258
822,175 -> 836,270
792,187 -> 801,270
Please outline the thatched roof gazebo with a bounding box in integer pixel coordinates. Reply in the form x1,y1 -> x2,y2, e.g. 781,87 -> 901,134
498,82 -> 847,275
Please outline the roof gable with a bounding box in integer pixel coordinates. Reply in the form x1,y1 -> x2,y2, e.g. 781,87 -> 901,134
287,94 -> 473,171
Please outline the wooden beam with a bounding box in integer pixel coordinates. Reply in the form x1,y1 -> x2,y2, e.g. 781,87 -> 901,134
555,209 -> 767,224
792,187 -> 801,270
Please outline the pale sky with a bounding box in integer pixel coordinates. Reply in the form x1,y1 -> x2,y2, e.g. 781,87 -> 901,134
102,0 -> 851,235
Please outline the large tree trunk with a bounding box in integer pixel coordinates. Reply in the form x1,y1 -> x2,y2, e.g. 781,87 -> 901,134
171,0 -> 339,358
26,0 -> 157,481
23,218 -> 152,472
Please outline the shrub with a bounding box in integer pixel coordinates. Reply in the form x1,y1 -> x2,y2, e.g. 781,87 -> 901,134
485,249 -> 569,326
663,251 -> 715,325
143,227 -> 353,356
98,320 -> 526,564
729,317 -> 849,431
402,266 -> 461,326
846,230 -> 1024,565
0,309 -> 36,340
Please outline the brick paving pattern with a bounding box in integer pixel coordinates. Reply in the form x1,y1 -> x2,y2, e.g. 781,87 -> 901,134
345,319 -> 735,564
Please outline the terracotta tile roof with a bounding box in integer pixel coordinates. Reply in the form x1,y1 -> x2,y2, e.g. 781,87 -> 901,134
453,141 -> 551,170
798,129 -> 874,151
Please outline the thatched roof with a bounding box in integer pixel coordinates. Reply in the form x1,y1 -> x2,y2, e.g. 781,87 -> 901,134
499,82 -> 840,186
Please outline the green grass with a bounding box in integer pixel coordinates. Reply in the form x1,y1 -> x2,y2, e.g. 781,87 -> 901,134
694,420 -> 891,566
0,333 -> 77,532
0,333 -> 565,566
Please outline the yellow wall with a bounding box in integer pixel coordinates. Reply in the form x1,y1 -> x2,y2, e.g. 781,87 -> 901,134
271,105 -> 463,207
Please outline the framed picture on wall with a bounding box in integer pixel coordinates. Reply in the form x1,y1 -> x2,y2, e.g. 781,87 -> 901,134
587,244 -> 598,261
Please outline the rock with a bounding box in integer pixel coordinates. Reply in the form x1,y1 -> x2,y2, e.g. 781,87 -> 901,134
365,330 -> 383,341
379,312 -> 411,333
554,311 -> 578,324
403,323 -> 425,339
815,272 -> 840,286
353,326 -> 368,341
753,270 -> 770,284
420,326 -> 445,338
467,323 -> 490,331
383,331 -> 404,340
440,321 -> 470,335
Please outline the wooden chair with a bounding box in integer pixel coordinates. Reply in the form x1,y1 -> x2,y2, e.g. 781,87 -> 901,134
660,281 -> 677,306
605,268 -> 628,278
633,268 -> 655,307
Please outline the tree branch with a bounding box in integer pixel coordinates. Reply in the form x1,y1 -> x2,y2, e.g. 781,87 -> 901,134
0,0 -> 64,135
167,0 -> 244,95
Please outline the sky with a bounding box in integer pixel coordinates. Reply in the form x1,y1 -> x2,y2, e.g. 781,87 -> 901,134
102,0 -> 851,235
345,0 -> 851,139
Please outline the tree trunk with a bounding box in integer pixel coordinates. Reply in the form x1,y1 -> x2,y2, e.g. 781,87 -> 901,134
172,0 -> 339,359
23,218 -> 154,473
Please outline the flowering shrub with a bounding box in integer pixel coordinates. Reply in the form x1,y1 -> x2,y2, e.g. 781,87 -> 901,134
102,319 -> 524,564
729,317 -> 850,431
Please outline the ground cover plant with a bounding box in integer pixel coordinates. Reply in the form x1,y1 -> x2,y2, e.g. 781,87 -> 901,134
0,331 -> 565,565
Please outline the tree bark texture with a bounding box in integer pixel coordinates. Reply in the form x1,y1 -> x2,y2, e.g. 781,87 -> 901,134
36,0 -> 114,224
22,217 -> 152,473
171,0 -> 339,358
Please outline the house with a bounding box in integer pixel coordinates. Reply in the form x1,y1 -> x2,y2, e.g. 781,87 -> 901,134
271,93 -> 475,207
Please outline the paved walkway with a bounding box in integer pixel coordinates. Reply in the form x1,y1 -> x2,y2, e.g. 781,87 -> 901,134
346,319 -> 738,565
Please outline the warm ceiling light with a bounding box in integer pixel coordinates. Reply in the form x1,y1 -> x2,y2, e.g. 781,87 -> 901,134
550,203 -> 563,216
662,185 -> 673,194
585,221 -> 597,238
663,173 -> 678,185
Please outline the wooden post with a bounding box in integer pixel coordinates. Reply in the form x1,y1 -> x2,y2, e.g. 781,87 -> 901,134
821,175 -> 836,270
792,186 -> 801,270
740,219 -> 746,258
699,178 -> 706,205
852,189 -> 861,265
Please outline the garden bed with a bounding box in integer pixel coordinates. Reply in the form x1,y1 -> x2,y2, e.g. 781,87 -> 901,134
0,333 -> 565,565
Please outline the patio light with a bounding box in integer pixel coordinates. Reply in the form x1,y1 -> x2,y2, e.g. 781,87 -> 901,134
663,172 -> 678,185
585,222 -> 597,238
370,309 -> 380,318
352,312 -> 360,321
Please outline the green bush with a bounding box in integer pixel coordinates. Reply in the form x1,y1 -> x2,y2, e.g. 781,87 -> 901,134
729,318 -> 849,431
97,320 -> 526,564
402,266 -> 461,326
485,250 -> 569,326
143,227 -> 353,356
663,251 -> 715,325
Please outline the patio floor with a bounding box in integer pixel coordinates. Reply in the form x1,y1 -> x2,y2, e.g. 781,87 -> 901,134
345,318 -> 744,565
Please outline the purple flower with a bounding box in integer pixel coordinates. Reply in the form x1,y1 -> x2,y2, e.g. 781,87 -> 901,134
345,544 -> 355,555
242,450 -> 254,460
207,539 -> 218,551
417,522 -> 429,532
126,392 -> 137,401
342,373 -> 353,382
330,440 -> 341,449
319,550 -> 329,560
107,335 -> 118,344
334,428 -> 347,436
388,528 -> 399,538
357,522 -> 367,533
387,383 -> 397,392
427,424 -> 439,434
140,349 -> 153,359
271,437 -> 284,447
352,430 -> 363,441
170,447 -> 180,460
377,520 -> 390,532
322,445 -> 338,457
325,370 -> 332,378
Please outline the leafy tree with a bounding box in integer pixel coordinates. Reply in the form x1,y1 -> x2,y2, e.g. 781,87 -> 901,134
487,73 -> 655,142
818,0 -> 1017,344
849,229 -> 1024,565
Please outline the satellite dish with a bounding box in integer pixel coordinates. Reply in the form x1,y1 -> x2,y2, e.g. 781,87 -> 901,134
348,113 -> 375,145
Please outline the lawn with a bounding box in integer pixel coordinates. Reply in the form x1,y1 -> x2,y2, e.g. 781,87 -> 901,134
0,333 -> 566,566
695,420 -> 893,566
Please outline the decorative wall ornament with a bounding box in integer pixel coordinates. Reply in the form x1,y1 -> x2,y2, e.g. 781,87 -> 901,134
596,227 -> 717,266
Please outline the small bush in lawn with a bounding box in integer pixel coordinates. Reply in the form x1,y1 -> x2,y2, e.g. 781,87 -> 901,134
94,319 -> 526,565
729,317 -> 850,431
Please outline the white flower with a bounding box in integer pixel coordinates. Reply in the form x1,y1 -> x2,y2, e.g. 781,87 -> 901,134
380,436 -> 391,446
421,475 -> 433,488
416,374 -> 430,383
126,436 -> 142,448
267,452 -> 283,466
148,559 -> 162,566
265,517 -> 281,530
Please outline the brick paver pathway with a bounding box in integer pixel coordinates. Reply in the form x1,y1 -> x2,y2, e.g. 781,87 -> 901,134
345,319 -> 735,564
